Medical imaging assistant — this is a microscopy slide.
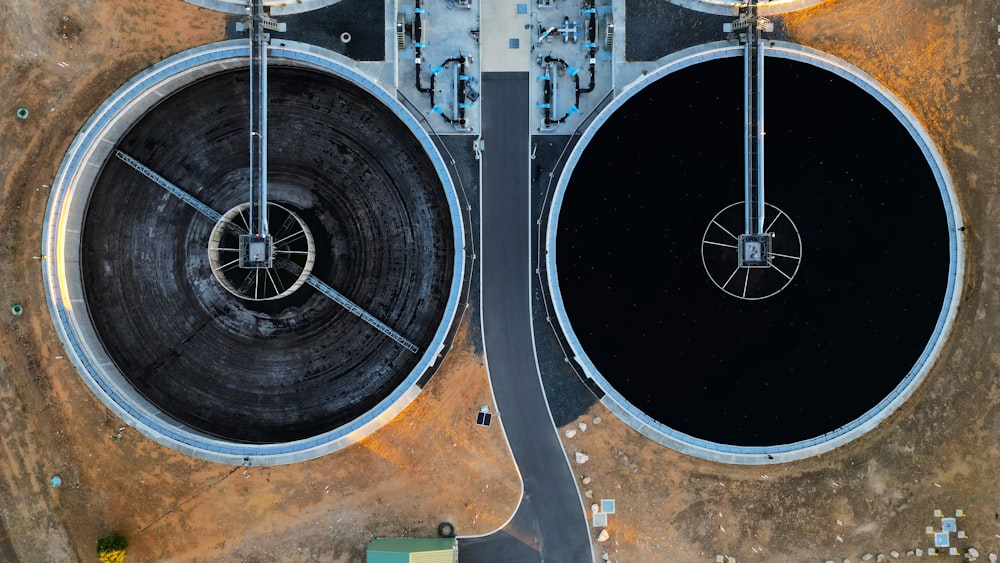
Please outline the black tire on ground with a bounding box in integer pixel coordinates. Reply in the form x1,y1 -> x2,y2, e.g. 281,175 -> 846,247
437,521 -> 455,538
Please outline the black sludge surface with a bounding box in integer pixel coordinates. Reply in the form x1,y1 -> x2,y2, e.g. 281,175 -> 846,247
82,67 -> 454,443
557,57 -> 949,446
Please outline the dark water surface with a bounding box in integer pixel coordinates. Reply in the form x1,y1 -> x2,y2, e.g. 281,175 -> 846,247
557,57 -> 949,446
82,68 -> 454,443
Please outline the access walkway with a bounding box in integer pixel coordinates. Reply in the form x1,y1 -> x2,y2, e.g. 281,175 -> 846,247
460,2 -> 592,561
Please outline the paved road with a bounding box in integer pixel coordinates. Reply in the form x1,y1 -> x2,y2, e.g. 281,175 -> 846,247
460,72 -> 591,562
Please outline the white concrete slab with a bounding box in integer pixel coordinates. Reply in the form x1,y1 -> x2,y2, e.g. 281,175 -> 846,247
481,0 -> 530,72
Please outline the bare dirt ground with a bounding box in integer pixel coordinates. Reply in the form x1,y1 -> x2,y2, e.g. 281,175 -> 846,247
0,1 -> 518,561
563,0 -> 1000,561
5,0 -> 1000,562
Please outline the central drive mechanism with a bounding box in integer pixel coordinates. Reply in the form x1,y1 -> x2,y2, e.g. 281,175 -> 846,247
208,202 -> 316,301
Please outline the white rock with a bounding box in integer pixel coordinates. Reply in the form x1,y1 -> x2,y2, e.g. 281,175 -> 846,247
593,416 -> 602,424
915,549 -> 923,557
989,553 -> 997,563
579,422 -> 588,432
582,476 -> 592,485
862,555 -> 873,562
584,489 -> 593,498
968,548 -> 979,558
601,552 -> 610,561
597,529 -> 610,542
876,555 -> 885,562
575,452 -> 589,464
565,429 -> 577,438
890,551 -> 899,559
591,503 -> 599,513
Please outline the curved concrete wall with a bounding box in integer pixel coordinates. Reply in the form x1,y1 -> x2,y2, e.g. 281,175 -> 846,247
664,0 -> 827,17
42,40 -> 466,466
185,0 -> 343,16
545,41 -> 964,465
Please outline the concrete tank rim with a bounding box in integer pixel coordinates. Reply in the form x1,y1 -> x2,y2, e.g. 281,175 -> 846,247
41,39 -> 466,466
662,0 -> 827,17
184,0 -> 344,16
544,40 -> 965,465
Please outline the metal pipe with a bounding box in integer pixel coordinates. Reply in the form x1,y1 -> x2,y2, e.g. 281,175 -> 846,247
249,0 -> 268,240
743,0 -> 765,236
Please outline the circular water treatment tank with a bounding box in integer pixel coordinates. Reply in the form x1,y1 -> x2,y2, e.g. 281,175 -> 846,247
546,43 -> 962,463
44,42 -> 465,464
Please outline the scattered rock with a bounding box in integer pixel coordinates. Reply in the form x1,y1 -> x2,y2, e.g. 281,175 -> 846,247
582,476 -> 592,485
597,529 -> 609,542
826,560 -> 835,563
601,551 -> 610,561
575,452 -> 589,464
915,548 -> 923,557
591,503 -> 599,513
906,551 -> 914,557
584,489 -> 593,498
890,551 -> 899,559
862,555 -> 873,562
593,416 -> 602,424
565,429 -> 577,438
578,422 -> 588,432
968,548 -> 979,559
989,553 -> 997,563
876,555 -> 885,562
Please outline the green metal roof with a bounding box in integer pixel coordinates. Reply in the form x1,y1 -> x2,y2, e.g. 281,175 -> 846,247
367,538 -> 456,563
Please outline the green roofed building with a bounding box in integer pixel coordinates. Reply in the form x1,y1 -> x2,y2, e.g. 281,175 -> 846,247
366,538 -> 457,563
